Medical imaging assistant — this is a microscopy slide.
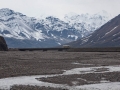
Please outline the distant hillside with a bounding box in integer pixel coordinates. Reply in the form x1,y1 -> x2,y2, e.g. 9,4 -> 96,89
68,14 -> 120,47
0,36 -> 8,51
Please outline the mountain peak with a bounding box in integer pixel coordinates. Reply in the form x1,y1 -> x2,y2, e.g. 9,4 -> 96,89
46,16 -> 60,21
96,10 -> 112,19
0,8 -> 15,16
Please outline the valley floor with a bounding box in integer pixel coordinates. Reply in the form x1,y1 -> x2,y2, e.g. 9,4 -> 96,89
0,51 -> 120,90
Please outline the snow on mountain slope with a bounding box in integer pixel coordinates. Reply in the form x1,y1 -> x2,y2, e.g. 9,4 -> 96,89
64,11 -> 112,37
68,14 -> 120,47
0,8 -> 111,48
0,8 -> 47,40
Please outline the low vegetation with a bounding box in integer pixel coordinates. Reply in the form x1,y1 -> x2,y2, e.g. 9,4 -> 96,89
10,85 -> 67,90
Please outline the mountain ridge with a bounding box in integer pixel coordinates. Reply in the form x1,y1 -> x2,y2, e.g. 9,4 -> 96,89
0,8 -> 111,48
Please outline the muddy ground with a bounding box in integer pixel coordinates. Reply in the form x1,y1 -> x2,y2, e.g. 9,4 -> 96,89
0,51 -> 120,90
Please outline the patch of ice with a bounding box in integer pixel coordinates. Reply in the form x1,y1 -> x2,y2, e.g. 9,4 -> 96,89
63,65 -> 120,75
72,62 -> 93,65
77,78 -> 87,82
100,80 -> 110,83
75,82 -> 120,90
71,81 -> 79,85
72,62 -> 80,65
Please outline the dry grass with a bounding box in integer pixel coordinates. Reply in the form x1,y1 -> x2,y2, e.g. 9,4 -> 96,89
0,51 -> 120,78
10,85 -> 67,90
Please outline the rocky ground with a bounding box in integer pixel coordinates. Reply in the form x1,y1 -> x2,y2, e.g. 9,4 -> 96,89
0,51 -> 120,90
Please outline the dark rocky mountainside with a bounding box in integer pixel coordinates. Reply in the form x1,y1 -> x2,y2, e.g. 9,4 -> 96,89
68,14 -> 120,47
0,36 -> 8,51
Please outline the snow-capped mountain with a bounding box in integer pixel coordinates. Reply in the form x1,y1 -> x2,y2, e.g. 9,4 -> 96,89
0,8 -> 111,48
64,11 -> 112,37
68,14 -> 120,47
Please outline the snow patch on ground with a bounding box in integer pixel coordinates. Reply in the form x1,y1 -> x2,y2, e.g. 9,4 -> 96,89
105,26 -> 118,36
75,82 -> 120,90
72,62 -> 93,65
63,65 -> 120,75
57,42 -> 61,45
0,74 -> 65,90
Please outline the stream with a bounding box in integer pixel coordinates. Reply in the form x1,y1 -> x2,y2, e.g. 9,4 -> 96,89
0,65 -> 120,90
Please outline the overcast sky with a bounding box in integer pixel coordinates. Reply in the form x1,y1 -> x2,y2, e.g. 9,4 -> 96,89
0,0 -> 119,19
